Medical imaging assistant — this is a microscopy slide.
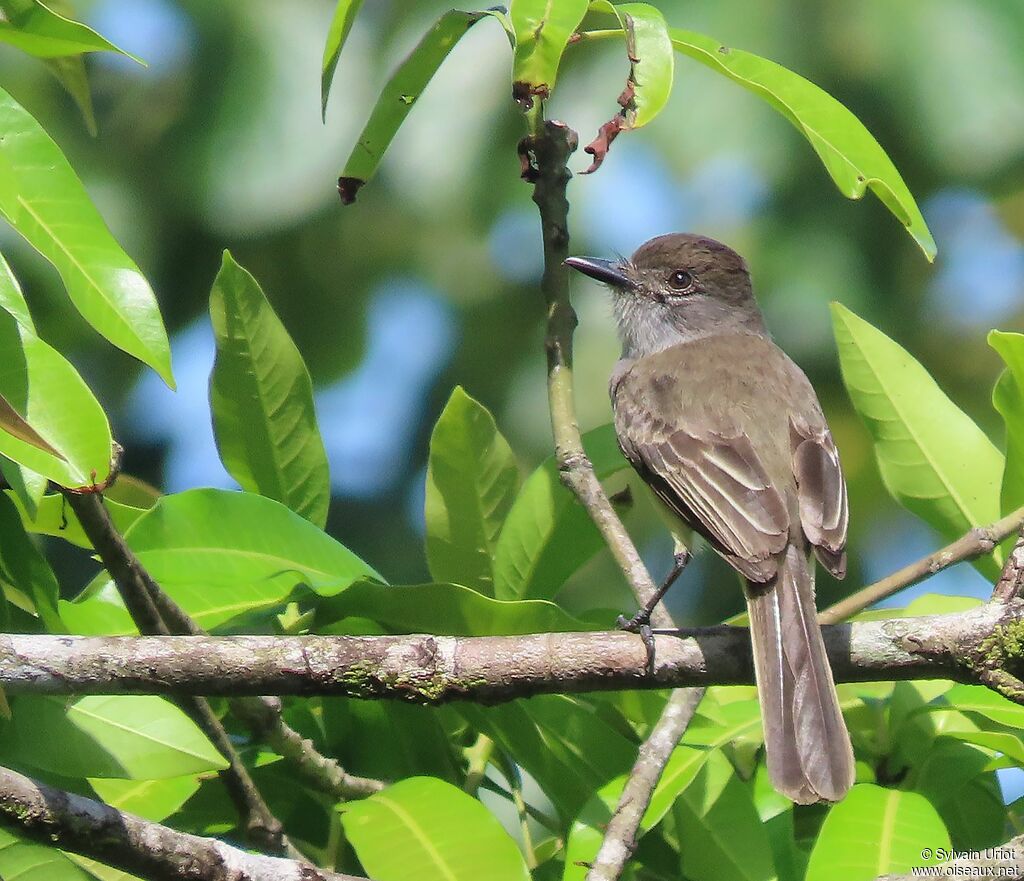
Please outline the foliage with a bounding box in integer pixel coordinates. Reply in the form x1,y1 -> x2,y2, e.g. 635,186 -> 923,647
0,2 -> 1018,880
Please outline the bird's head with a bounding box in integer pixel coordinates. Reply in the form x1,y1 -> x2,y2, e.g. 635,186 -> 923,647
565,233 -> 766,357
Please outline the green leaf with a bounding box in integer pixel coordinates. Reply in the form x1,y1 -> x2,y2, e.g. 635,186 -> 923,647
509,0 -> 588,97
673,750 -> 776,881
320,0 -> 365,118
323,700 -> 461,784
0,455 -> 47,518
989,330 -> 1024,516
493,424 -> 629,600
64,855 -> 143,881
805,784 -> 949,879
669,29 -> 935,259
425,387 -> 519,595
941,684 -> 1024,729
941,729 -> 1024,767
7,490 -> 145,550
461,694 -> 637,820
0,492 -> 61,630
2,695 -> 228,778
0,292 -> 113,489
587,2 -> 673,127
914,740 -> 1006,851
832,303 -> 1003,579
563,745 -> 709,881
316,580 -> 593,636
0,0 -> 141,60
67,488 -> 381,632
89,775 -> 200,823
0,829 -> 94,881
44,55 -> 97,136
0,257 -> 45,512
338,10 -> 495,204
0,87 -> 173,384
341,777 -> 531,881
209,252 -> 330,527
683,696 -> 764,752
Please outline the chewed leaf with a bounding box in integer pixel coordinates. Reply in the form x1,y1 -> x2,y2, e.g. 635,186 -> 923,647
670,28 -> 935,260
584,1 -> 673,168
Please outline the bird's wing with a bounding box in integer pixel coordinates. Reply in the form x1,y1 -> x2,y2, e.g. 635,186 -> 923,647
615,391 -> 791,583
789,414 -> 849,578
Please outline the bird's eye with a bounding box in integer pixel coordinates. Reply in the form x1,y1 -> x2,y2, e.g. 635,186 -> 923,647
668,269 -> 693,291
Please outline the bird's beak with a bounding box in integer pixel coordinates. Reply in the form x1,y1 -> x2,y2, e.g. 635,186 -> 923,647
564,256 -> 635,289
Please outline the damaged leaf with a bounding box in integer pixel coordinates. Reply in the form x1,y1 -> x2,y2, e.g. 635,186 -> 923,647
510,0 -> 588,103
581,3 -> 672,172
583,4 -> 672,147
337,9 -> 497,203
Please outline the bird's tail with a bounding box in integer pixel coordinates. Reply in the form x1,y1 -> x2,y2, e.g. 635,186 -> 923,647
744,544 -> 855,803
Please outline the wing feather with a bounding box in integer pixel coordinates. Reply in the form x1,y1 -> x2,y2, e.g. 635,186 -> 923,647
790,415 -> 849,578
616,401 -> 790,583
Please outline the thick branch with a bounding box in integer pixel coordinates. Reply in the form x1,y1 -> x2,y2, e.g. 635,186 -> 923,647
3,601 -> 1023,700
820,505 -> 1024,624
0,764 -> 361,881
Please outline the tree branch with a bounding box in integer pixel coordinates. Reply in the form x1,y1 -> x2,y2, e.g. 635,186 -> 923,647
819,505 -> 1024,624
3,600 -> 1023,701
0,764 -> 363,881
993,526 -> 1024,603
525,109 -> 691,881
61,491 -> 290,854
525,115 -> 670,629
585,688 -> 703,881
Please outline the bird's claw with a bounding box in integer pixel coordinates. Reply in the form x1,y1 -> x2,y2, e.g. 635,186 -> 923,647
617,612 -> 657,675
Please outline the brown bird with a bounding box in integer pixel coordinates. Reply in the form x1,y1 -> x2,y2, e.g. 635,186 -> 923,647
566,233 -> 855,804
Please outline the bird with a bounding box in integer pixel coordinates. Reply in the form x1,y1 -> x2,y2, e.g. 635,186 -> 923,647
565,232 -> 855,804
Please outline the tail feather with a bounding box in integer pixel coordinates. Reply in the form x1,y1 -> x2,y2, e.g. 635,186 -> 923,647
745,545 -> 854,803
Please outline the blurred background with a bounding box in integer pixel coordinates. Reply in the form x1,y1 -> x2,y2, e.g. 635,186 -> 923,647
0,0 -> 1021,625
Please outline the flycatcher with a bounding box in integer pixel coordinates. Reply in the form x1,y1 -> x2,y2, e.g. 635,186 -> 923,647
566,233 -> 855,804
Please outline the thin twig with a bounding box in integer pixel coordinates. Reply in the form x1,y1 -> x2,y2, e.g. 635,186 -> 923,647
585,688 -> 704,881
524,106 -> 706,881
0,764 -> 362,881
61,491 -> 288,854
61,490 -> 384,809
232,697 -> 384,799
818,505 -> 1024,624
524,114 -> 670,629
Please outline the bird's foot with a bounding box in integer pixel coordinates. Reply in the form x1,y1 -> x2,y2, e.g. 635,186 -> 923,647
617,611 -> 656,675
